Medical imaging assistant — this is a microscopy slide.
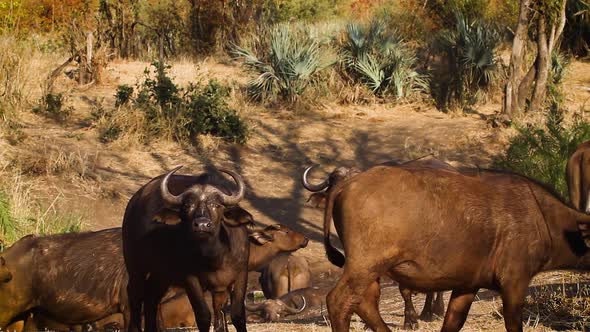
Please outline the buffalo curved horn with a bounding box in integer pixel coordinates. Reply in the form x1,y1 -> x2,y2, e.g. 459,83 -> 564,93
282,295 -> 306,314
244,300 -> 266,312
160,166 -> 184,206
217,169 -> 245,206
302,165 -> 329,192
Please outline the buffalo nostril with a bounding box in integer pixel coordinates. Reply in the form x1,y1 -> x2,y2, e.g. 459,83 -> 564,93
206,222 -> 212,228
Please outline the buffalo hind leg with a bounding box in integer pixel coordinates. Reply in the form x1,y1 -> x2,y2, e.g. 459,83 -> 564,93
433,291 -> 445,317
419,292 -> 434,321
399,286 -> 419,329
440,289 -> 478,332
229,268 -> 248,332
356,279 -> 391,332
501,280 -> 529,332
327,271 -> 378,332
419,291 -> 445,321
185,275 -> 212,332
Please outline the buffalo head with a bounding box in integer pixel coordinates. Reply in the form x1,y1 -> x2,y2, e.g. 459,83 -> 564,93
245,296 -> 306,321
249,224 -> 308,250
0,257 -> 12,283
160,166 -> 246,238
302,165 -> 361,208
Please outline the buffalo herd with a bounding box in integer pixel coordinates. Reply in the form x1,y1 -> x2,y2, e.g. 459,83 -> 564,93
1,142 -> 590,332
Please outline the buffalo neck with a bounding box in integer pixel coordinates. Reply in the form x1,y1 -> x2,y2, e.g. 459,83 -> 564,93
249,244 -> 279,271
536,188 -> 590,271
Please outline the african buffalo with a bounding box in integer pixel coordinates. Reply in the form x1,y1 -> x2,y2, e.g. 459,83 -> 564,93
0,229 -> 128,329
245,286 -> 327,322
566,140 -> 590,212
320,162 -> 590,332
122,166 -> 251,332
303,157 -> 447,328
10,222 -> 305,332
259,253 -> 311,300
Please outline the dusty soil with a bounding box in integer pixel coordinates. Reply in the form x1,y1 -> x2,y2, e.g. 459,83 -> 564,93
7,56 -> 590,331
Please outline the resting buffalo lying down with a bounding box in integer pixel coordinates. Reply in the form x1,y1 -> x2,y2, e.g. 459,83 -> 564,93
321,162 -> 590,332
246,287 -> 326,322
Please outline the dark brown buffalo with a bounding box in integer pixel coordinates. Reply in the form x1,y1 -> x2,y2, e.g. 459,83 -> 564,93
566,140 -> 590,212
259,253 -> 311,300
321,162 -> 590,332
245,287 -> 324,321
303,157 -> 447,328
122,166 -> 252,332
15,223 -> 306,332
0,229 -> 128,329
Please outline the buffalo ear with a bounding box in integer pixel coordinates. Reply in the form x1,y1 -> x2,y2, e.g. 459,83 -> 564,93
224,206 -> 254,226
249,232 -> 273,245
152,208 -> 181,225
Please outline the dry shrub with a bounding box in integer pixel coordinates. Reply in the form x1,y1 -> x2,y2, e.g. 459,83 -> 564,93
0,35 -> 36,119
525,283 -> 590,330
10,143 -> 98,181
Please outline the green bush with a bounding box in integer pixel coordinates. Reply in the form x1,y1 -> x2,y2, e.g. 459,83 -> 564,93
115,85 -> 134,107
493,104 -> 590,200
563,0 -> 590,57
103,62 -> 248,144
339,19 -> 428,99
547,51 -> 570,105
233,25 -> 336,104
33,92 -> 73,121
433,13 -> 501,110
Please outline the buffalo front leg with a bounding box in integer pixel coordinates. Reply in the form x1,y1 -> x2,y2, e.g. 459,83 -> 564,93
230,268 -> 248,332
144,279 -> 169,332
501,281 -> 529,332
126,274 -> 146,332
440,289 -> 478,332
356,279 -> 391,332
212,291 -> 229,332
399,286 -> 419,329
185,275 -> 212,332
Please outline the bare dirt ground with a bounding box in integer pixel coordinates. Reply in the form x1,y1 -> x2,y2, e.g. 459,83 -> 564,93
9,56 -> 590,331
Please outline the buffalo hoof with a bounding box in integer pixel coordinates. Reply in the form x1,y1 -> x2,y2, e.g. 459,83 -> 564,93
403,317 -> 419,330
419,311 -> 434,322
433,305 -> 445,318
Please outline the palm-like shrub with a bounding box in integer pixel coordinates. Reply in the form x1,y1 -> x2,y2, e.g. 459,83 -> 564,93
435,13 -> 500,108
233,25 -> 336,103
339,20 -> 428,99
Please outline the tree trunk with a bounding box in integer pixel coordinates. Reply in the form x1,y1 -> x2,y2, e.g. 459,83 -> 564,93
531,17 -> 550,112
503,0 -> 532,117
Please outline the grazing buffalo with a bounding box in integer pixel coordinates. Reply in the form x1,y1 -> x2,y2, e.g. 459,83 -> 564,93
567,140 -> 590,212
0,229 -> 129,329
303,157 -> 447,328
123,166 -> 252,332
259,253 -> 311,300
321,162 -> 590,332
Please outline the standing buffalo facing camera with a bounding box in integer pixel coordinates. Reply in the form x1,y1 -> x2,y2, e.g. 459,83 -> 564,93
123,166 -> 252,332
